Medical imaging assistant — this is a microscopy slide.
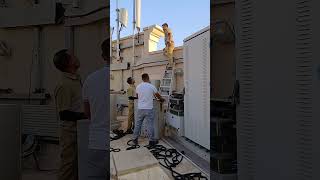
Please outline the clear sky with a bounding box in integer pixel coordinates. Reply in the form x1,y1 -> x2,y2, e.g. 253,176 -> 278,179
110,0 -> 210,50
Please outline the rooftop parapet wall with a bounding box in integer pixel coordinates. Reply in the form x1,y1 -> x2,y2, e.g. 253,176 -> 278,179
111,24 -> 184,92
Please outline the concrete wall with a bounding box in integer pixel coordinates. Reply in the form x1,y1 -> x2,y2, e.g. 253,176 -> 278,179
0,3 -> 108,105
111,25 -> 184,93
74,21 -> 109,80
0,27 -> 36,93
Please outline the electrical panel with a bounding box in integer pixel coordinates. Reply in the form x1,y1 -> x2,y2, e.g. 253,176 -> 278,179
167,93 -> 184,136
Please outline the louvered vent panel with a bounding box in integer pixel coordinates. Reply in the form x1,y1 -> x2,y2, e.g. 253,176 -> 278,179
295,0 -> 313,180
183,27 -> 210,149
202,37 -> 209,126
237,0 -> 256,180
22,105 -> 59,139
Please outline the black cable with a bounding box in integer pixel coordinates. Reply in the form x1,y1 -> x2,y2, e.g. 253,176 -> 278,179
110,129 -> 127,141
147,144 -> 208,180
110,147 -> 121,152
28,47 -> 35,104
126,139 -> 140,150
22,135 -> 38,159
22,135 -> 58,172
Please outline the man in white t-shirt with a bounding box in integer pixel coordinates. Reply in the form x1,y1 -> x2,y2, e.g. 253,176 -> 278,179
132,73 -> 164,146
82,40 -> 109,180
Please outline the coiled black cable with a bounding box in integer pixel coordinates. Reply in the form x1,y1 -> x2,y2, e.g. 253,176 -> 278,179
110,129 -> 127,141
110,147 -> 121,152
146,144 -> 208,180
126,139 -> 140,150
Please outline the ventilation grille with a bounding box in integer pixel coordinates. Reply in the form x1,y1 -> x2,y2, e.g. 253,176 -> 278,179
22,105 -> 59,139
202,37 -> 209,122
238,0 -> 256,179
295,0 -> 313,179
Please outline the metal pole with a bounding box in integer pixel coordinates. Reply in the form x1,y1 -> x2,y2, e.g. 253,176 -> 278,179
131,0 -> 136,77
116,0 -> 120,61
110,27 -> 113,60
34,27 -> 42,91
116,0 -> 124,91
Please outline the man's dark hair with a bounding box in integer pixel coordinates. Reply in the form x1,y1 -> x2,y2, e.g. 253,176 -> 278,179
127,77 -> 133,84
142,73 -> 149,81
53,49 -> 70,72
162,23 -> 168,27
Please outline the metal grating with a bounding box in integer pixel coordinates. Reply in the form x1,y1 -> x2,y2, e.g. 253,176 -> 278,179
22,105 -> 59,139
237,0 -> 256,179
295,0 -> 313,179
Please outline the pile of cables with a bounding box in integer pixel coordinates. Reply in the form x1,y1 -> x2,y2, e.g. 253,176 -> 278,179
22,135 -> 38,159
146,144 -> 208,180
110,129 -> 127,141
110,129 -> 128,152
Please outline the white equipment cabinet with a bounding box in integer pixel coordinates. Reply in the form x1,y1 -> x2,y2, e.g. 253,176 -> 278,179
236,1 -> 320,180
183,26 -> 210,150
167,113 -> 184,136
0,104 -> 21,180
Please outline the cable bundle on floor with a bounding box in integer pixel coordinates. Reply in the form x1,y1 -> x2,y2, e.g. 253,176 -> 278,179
146,144 -> 208,180
110,147 -> 121,152
110,129 -> 127,141
126,139 -> 140,150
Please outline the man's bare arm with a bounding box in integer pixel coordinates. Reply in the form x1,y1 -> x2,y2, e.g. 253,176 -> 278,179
154,92 -> 165,102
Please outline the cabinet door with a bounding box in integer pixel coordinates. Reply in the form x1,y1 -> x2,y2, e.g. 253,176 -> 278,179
0,104 -> 20,180
184,29 -> 210,149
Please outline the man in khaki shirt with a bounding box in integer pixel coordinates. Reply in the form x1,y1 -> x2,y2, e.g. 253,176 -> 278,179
162,23 -> 175,67
126,77 -> 137,134
53,49 -> 87,180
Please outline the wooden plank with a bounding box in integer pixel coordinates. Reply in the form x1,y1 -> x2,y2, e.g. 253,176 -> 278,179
113,147 -> 159,176
118,166 -> 172,180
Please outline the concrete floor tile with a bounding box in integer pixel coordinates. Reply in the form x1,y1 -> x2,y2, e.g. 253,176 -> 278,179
113,147 -> 159,176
